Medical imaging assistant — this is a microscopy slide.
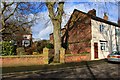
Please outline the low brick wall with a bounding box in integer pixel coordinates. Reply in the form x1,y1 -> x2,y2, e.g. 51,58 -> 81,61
1,47 -> 50,67
65,54 -> 91,63
1,55 -> 46,67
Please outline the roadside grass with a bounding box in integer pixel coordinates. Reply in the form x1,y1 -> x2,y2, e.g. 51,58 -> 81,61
1,59 -> 107,74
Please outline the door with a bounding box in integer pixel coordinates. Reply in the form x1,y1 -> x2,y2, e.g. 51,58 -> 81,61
94,43 -> 98,59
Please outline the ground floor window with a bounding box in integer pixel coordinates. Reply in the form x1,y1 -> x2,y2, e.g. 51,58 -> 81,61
100,42 -> 107,51
22,40 -> 30,47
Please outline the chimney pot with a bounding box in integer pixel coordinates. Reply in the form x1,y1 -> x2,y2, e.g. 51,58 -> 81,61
103,13 -> 108,21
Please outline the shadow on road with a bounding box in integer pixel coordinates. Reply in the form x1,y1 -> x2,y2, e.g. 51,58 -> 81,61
2,59 -> 119,79
85,61 -> 96,80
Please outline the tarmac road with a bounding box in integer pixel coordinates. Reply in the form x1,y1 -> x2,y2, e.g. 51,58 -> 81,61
1,60 -> 120,79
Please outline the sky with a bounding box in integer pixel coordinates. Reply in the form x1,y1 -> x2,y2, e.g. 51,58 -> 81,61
31,1 -> 119,41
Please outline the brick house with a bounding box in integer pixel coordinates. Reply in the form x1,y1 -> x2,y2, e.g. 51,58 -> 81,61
15,27 -> 32,47
2,26 -> 32,47
50,9 -> 120,60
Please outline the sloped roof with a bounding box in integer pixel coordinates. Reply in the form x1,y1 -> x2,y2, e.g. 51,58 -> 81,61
74,9 -> 120,27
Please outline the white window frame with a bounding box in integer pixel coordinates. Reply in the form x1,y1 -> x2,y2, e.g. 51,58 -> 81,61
100,42 -> 107,51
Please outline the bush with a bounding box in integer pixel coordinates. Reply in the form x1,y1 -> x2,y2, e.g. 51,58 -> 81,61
0,41 -> 16,56
32,40 -> 54,54
16,47 -> 27,55
46,43 -> 54,49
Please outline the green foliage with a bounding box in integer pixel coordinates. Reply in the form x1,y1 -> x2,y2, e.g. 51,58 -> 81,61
62,42 -> 69,49
33,40 -> 54,53
46,43 -> 54,49
16,47 -> 27,55
0,41 -> 16,56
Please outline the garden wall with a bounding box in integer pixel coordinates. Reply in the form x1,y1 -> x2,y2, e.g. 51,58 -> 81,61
60,48 -> 91,63
1,55 -> 45,67
1,48 -> 49,67
65,54 -> 91,63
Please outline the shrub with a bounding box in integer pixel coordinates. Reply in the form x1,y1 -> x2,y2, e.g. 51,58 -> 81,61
32,40 -> 54,54
46,43 -> 54,49
16,47 -> 27,55
0,41 -> 16,56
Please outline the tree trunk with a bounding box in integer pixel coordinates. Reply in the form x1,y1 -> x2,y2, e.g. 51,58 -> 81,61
52,20 -> 61,63
46,2 -> 64,63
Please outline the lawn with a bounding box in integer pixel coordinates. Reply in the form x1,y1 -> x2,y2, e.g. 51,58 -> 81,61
1,59 -> 107,74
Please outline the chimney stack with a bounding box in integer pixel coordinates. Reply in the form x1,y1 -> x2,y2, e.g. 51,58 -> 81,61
118,19 -> 120,26
103,13 -> 108,21
88,9 -> 96,16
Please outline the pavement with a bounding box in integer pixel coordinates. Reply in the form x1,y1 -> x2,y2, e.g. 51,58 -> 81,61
1,60 -> 120,79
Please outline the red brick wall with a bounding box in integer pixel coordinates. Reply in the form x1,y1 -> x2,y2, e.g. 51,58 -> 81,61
1,55 -> 45,67
65,54 -> 91,63
49,9 -> 92,55
65,9 -> 92,54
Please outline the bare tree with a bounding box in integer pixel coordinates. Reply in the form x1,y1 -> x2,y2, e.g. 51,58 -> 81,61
1,2 -> 42,41
46,1 -> 64,62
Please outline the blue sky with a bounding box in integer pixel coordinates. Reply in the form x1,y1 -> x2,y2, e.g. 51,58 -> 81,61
31,2 -> 118,41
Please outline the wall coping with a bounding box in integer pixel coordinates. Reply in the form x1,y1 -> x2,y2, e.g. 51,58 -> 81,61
65,53 -> 90,57
0,54 -> 44,58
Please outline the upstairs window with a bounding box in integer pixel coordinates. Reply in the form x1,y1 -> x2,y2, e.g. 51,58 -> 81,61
115,29 -> 120,36
99,24 -> 105,32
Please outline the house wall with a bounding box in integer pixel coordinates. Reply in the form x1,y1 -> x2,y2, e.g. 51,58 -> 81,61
16,33 -> 32,47
49,9 -> 94,54
116,27 -> 120,51
65,10 -> 92,54
91,19 -> 117,60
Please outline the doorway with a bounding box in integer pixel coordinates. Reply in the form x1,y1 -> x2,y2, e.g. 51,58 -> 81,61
94,43 -> 98,59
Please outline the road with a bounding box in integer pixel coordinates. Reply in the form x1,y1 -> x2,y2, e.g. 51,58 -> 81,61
1,60 -> 120,79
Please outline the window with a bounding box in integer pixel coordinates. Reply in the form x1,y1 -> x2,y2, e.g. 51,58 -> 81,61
100,42 -> 106,51
115,29 -> 120,36
22,40 -> 30,47
99,24 -> 105,32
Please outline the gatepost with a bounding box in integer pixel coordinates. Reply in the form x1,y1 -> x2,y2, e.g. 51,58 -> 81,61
60,47 -> 65,63
43,47 -> 49,64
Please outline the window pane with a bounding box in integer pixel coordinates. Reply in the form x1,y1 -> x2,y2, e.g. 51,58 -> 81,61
100,42 -> 106,51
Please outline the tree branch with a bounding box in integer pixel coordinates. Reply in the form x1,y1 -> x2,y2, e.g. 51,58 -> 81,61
4,3 -> 19,22
46,2 -> 56,20
2,2 -> 14,14
56,2 -> 64,21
